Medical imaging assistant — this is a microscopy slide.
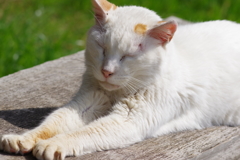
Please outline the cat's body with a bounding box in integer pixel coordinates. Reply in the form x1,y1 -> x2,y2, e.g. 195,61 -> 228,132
1,0 -> 240,159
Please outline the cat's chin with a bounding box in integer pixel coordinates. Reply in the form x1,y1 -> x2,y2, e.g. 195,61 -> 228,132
99,81 -> 121,91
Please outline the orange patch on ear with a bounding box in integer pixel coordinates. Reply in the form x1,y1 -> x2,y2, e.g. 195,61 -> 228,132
98,0 -> 117,11
112,4 -> 117,10
134,23 -> 147,34
158,21 -> 166,24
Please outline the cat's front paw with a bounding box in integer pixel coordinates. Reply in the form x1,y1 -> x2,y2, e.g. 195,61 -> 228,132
33,139 -> 66,160
0,134 -> 35,154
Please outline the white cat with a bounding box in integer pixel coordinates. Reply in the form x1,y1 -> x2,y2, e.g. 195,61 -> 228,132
1,0 -> 240,159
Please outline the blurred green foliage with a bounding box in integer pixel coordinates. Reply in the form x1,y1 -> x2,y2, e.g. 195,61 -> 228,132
0,0 -> 239,77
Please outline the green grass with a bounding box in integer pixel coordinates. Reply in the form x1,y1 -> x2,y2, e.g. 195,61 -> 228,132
0,0 -> 240,77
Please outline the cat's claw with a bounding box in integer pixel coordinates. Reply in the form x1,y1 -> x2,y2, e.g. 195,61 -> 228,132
0,134 -> 35,154
33,139 -> 66,160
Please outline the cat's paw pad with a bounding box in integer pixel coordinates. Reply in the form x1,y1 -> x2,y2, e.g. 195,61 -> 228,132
33,140 -> 66,160
0,134 -> 35,154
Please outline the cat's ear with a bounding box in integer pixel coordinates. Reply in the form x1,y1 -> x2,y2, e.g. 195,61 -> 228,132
148,21 -> 177,46
92,0 -> 117,25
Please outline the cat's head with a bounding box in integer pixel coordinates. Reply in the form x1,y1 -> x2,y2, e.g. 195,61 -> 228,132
85,0 -> 177,92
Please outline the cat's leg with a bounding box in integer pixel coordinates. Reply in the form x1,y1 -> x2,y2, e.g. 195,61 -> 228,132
0,105 -> 83,154
153,109 -> 208,136
0,91 -> 111,155
31,102 -> 145,160
154,104 -> 240,136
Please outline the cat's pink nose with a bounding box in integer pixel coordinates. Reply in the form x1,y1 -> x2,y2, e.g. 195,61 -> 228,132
102,69 -> 113,78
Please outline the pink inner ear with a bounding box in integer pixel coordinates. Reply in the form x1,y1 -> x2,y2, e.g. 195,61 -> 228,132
148,21 -> 177,45
92,0 -> 106,24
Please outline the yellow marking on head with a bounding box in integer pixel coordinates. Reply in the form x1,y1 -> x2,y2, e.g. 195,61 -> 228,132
134,23 -> 147,35
99,0 -> 117,11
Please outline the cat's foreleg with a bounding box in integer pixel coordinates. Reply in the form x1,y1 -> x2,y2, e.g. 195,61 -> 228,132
32,102 -> 144,160
0,104 -> 83,154
0,91 -> 110,155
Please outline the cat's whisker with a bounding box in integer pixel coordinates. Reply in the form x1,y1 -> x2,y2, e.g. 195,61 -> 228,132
125,80 -> 149,105
130,77 -> 147,88
122,84 -> 132,95
118,76 -> 139,93
123,82 -> 136,95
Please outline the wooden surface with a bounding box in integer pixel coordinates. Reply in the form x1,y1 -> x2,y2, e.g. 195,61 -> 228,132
0,51 -> 240,160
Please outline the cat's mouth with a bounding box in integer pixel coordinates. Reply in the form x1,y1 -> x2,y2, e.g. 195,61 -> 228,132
99,81 -> 120,91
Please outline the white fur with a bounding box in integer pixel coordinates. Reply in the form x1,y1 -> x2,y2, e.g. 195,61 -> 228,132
1,1 -> 240,160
